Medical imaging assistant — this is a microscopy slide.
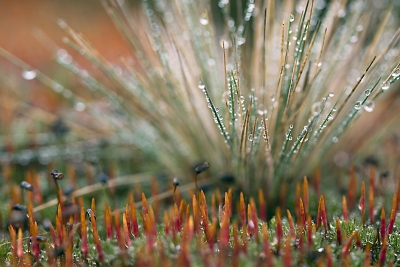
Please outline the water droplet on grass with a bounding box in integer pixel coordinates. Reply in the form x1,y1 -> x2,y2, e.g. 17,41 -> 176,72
382,82 -> 390,90
22,70 -> 37,80
289,14 -> 295,22
354,101 -> 362,110
392,68 -> 400,77
198,80 -> 205,90
248,134 -> 253,142
199,13 -> 209,25
311,102 -> 322,115
364,89 -> 371,96
74,102 -> 86,112
363,100 -> 375,112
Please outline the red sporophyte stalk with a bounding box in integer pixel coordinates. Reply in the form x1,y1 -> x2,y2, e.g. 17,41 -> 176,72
249,198 -> 259,240
317,196 -> 322,229
232,222 -> 240,259
211,194 -> 217,223
258,189 -> 266,222
89,210 -> 104,262
123,212 -> 131,247
283,235 -> 292,266
206,221 -> 216,247
286,210 -> 296,240
388,194 -> 397,234
239,192 -> 246,228
91,198 -> 96,213
125,203 -> 131,235
56,206 -> 63,246
276,208 -> 283,251
104,204 -> 113,239
307,215 -> 313,246
303,176 -> 309,214
114,209 -> 121,244
220,196 -> 230,250
326,245 -> 333,267
148,206 -> 157,236
359,182 -> 366,226
369,166 -> 375,223
163,211 -> 170,235
131,201 -> 139,238
173,203 -> 180,234
355,231 -> 362,248
342,196 -> 349,222
380,208 -> 386,240
30,221 -> 39,261
80,207 -> 88,259
141,192 -> 148,215
242,222 -> 248,253
341,230 -> 358,256
335,218 -> 342,245
8,226 -> 16,263
192,195 -> 199,234
262,224 -> 273,266
17,228 -> 23,260
348,166 -> 357,210
380,236 -> 388,266
299,198 -> 306,227
320,195 -> 328,234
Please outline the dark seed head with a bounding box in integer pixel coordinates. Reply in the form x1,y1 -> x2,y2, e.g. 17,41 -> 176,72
42,219 -> 52,232
51,169 -> 64,180
8,211 -> 27,228
173,177 -> 180,187
97,172 -> 109,184
63,185 -> 75,196
52,246 -> 65,257
30,235 -> 47,243
194,162 -> 210,174
20,181 -> 34,191
380,171 -> 389,178
219,173 -> 235,184
63,199 -> 73,207
363,156 -> 379,167
12,204 -> 27,212
86,209 -> 96,222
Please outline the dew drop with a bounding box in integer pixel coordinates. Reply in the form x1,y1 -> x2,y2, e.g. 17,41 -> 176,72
198,80 -> 206,90
317,247 -> 324,252
74,102 -> 86,112
311,102 -> 322,115
248,134 -> 253,142
363,100 -> 374,112
22,70 -> 37,80
57,19 -> 67,29
392,68 -> 400,77
332,137 -> 338,143
289,14 -> 295,22
364,89 -> 371,96
382,82 -> 390,91
199,13 -> 209,25
328,92 -> 334,98
354,101 -> 362,110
